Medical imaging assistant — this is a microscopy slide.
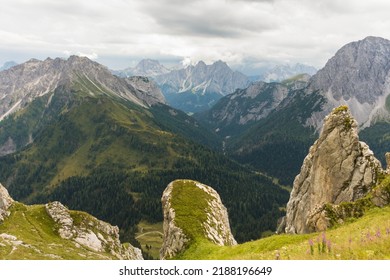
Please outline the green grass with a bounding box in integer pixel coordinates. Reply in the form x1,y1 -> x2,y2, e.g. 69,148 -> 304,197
135,221 -> 163,259
170,180 -> 213,242
176,206 -> 390,260
0,202 -> 119,260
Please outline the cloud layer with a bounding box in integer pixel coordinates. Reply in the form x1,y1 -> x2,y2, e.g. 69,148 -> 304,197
1,0 -> 390,72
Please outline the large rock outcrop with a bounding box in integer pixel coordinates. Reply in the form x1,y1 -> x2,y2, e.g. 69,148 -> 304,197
0,183 -> 142,260
285,106 -> 382,234
0,183 -> 14,222
45,201 -> 143,260
160,180 -> 236,259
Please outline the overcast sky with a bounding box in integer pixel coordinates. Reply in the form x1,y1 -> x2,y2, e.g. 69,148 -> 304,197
1,0 -> 390,74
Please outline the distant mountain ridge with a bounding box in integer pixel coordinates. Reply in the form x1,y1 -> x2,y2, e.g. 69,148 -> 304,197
0,61 -> 18,71
113,59 -> 171,78
0,56 -> 165,122
259,63 -> 317,82
154,60 -> 250,113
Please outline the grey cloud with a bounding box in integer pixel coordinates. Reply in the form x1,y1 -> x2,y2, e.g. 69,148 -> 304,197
139,0 -> 278,38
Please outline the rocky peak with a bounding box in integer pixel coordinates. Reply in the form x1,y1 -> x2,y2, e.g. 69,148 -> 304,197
0,56 -> 166,121
160,180 -> 236,259
195,60 -> 207,69
125,76 -> 166,105
308,36 -> 390,128
0,183 -> 14,222
132,59 -> 170,77
155,60 -> 250,96
285,106 -> 382,234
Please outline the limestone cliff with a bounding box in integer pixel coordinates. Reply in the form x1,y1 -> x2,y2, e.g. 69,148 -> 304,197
160,180 -> 236,259
0,183 -> 142,260
285,106 -> 382,234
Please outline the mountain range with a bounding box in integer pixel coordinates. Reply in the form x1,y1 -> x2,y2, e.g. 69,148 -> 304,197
197,36 -> 390,185
113,59 -> 171,78
114,59 -> 317,114
0,55 -> 289,257
2,35 -> 390,259
255,63 -> 317,82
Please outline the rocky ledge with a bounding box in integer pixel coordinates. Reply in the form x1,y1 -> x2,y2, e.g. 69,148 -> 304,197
0,183 -> 142,260
45,201 -> 143,259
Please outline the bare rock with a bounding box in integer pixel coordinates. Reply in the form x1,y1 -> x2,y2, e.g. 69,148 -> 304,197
0,183 -> 14,222
386,152 -> 390,173
45,201 -> 143,260
285,106 -> 382,234
125,76 -> 166,106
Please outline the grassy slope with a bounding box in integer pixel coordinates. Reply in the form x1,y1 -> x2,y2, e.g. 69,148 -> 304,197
0,202 -> 120,260
176,206 -> 390,260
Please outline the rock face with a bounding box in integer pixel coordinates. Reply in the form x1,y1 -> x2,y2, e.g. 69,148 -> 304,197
285,106 -> 382,234
308,36 -> 390,129
199,81 -> 292,136
160,180 -> 236,259
0,183 -> 14,222
125,76 -> 166,105
45,201 -> 143,260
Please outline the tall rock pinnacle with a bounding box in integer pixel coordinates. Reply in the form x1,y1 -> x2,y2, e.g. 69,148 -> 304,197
285,106 -> 382,234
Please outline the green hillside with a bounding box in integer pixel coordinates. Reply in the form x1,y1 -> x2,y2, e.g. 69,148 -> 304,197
227,89 -> 324,185
0,202 -> 133,260
360,121 -> 390,166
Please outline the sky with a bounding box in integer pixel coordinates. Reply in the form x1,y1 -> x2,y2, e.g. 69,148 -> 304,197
1,0 -> 390,74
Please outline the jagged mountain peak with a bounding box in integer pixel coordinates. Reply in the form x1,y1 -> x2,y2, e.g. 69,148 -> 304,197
132,59 -> 170,77
307,36 -> 390,129
113,58 -> 171,78
310,35 -> 390,103
195,60 -> 207,68
154,59 -> 250,112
